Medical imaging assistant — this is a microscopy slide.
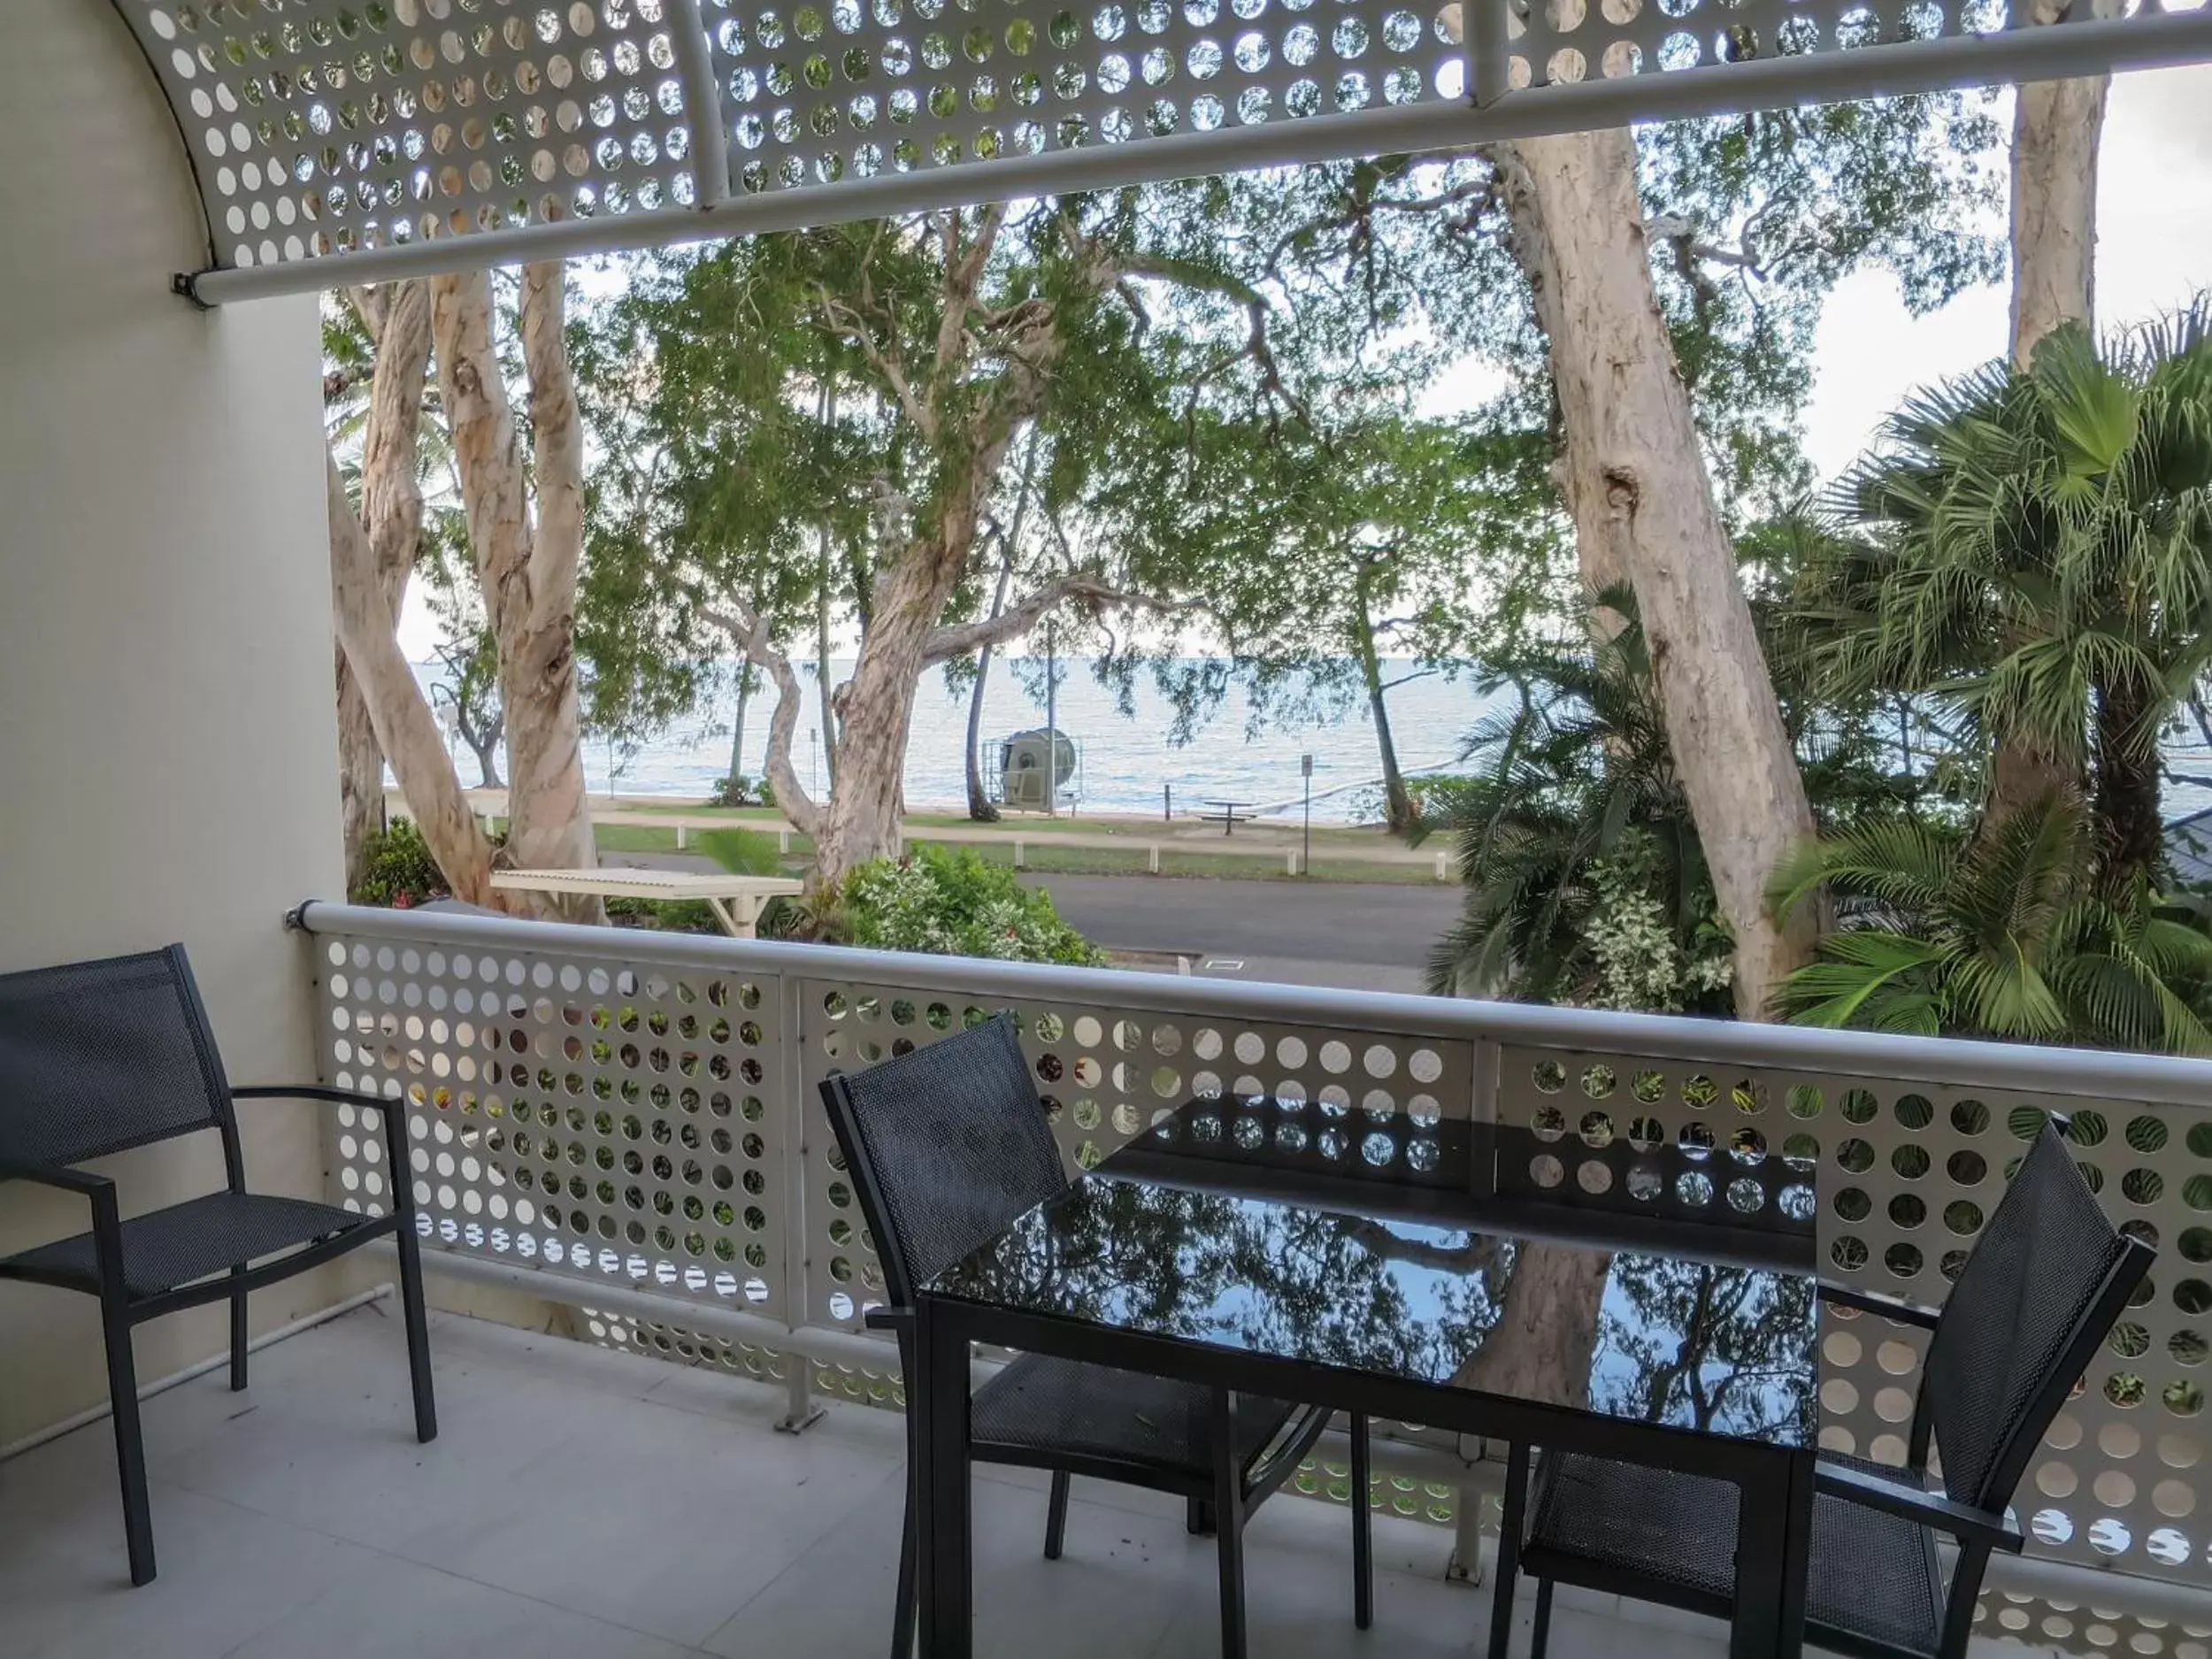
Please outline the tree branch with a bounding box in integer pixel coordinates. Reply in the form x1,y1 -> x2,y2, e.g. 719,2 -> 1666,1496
919,574 -> 1202,665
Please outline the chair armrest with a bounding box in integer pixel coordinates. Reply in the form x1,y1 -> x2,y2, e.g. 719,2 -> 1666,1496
0,1156 -> 118,1202
1816,1459 -> 2024,1553
864,1305 -> 913,1334
232,1087 -> 414,1221
0,1156 -> 127,1299
1817,1279 -> 1942,1331
231,1085 -> 394,1110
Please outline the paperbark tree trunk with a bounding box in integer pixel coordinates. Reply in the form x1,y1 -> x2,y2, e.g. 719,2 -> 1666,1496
337,653 -> 387,890
2011,28 -> 2107,368
335,280 -> 434,889
964,554 -> 1015,823
433,265 -> 602,923
1352,559 -> 1415,837
727,661 -> 755,787
1994,20 -> 2108,826
1496,131 -> 1817,1019
329,456 -> 501,905
815,380 -> 842,794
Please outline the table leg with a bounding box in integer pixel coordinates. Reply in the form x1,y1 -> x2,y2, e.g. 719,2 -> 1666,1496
705,896 -> 742,938
1729,1447 -> 1813,1659
1210,1389 -> 1247,1658
916,1298 -> 973,1658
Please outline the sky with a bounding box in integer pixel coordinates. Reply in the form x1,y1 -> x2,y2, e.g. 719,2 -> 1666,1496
396,64 -> 2212,661
1801,64 -> 2212,481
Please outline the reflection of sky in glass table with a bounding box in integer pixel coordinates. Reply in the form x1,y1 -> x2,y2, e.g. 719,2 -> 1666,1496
931,1176 -> 1818,1447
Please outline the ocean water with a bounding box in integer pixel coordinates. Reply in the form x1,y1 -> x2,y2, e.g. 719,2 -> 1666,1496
569,658 -> 1496,825
423,655 -> 2212,828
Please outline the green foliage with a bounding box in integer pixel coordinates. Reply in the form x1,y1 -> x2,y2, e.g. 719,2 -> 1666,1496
1426,572 -> 1908,1011
837,847 -> 1105,966
707,773 -> 768,808
349,818 -> 450,909
1770,797 -> 2212,1053
605,896 -> 723,934
1423,605 -> 1735,1012
695,826 -> 785,878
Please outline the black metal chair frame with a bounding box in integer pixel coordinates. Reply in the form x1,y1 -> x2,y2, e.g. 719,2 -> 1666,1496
819,1016 -> 1372,1659
0,945 -> 436,1586
1485,1115 -> 2154,1659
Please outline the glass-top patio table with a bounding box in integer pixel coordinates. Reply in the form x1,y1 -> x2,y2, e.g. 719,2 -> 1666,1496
912,1102 -> 1822,1658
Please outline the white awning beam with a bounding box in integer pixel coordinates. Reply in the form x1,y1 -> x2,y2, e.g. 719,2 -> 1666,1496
104,0 -> 2212,306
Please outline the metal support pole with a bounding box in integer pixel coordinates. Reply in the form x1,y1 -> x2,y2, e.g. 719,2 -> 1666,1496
663,0 -> 731,210
779,1352 -> 825,1433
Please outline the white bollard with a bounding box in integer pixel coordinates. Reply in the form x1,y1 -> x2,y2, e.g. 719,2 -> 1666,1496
1286,850 -> 1299,875
675,824 -> 687,850
1148,844 -> 1161,874
1013,840 -> 1025,869
779,828 -> 792,854
1435,849 -> 1450,880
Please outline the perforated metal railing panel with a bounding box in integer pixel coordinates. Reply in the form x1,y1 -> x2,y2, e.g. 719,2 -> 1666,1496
300,905 -> 2212,1648
315,931 -> 791,1313
104,1 -> 2212,298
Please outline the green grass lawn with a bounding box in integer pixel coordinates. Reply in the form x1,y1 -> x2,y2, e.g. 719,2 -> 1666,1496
604,797 -> 1409,849
588,821 -> 1440,884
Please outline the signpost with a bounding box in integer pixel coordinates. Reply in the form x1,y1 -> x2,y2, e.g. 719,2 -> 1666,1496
1302,754 -> 1314,878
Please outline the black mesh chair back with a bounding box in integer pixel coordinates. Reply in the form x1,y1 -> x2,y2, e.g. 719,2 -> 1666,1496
0,946 -> 234,1170
1919,1116 -> 2141,1511
821,1013 -> 1066,1308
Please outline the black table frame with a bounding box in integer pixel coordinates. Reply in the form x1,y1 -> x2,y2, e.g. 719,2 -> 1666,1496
911,1196 -> 1816,1658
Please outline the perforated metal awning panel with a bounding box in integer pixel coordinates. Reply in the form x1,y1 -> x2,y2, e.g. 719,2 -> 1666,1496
108,0 -> 2212,302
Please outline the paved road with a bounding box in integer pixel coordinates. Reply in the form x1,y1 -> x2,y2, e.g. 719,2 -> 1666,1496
1018,873 -> 1449,971
610,849 -> 1455,994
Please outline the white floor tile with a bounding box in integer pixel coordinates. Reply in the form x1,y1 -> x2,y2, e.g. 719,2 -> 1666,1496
398,1386 -> 892,1646
4,1306 -> 2065,1659
225,1545 -> 697,1659
0,1482 -> 360,1659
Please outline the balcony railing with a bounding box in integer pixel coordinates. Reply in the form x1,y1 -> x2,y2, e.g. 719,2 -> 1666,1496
292,898 -> 2212,1652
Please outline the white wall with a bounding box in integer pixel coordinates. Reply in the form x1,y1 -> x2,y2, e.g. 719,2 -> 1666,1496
0,0 -> 346,1446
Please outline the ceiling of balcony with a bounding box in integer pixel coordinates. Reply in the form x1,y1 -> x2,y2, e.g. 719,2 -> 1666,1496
111,0 -> 2212,302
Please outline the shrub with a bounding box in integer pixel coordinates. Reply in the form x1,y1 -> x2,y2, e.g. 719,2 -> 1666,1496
707,772 -> 780,810
351,818 -> 449,909
839,846 -> 1105,965
605,896 -> 723,933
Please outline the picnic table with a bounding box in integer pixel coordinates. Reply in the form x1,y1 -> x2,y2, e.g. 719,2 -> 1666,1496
489,868 -> 804,938
1199,799 -> 1255,835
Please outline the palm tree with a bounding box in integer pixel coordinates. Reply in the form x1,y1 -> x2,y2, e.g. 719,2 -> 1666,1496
1769,795 -> 2212,1053
1800,306 -> 2212,891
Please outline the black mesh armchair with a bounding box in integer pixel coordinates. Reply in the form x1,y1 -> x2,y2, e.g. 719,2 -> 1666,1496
1486,1115 -> 2152,1659
820,1015 -> 1372,1659
0,946 -> 435,1586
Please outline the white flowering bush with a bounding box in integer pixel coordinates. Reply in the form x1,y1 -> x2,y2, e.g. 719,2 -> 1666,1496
841,847 -> 1106,965
1581,841 -> 1736,1012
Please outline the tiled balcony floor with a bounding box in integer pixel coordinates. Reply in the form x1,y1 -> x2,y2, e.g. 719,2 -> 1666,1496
0,1302 -> 2049,1659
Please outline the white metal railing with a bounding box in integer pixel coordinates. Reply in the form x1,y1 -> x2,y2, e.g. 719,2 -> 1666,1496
292,899 -> 2212,1653
95,1 -> 2212,303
